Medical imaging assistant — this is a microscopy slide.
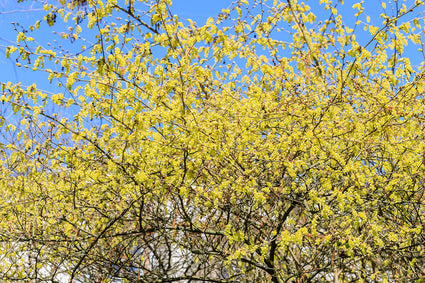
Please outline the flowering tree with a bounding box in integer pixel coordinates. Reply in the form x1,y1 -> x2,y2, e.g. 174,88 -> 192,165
1,0 -> 425,282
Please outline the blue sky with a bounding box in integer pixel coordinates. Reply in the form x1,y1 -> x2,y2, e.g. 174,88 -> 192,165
0,0 -> 233,86
0,1 -> 424,91
0,0 -> 423,149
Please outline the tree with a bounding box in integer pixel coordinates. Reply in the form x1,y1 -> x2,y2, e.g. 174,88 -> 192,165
1,0 -> 425,281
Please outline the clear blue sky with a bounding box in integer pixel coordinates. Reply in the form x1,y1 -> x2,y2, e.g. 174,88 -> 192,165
0,0 -> 233,87
0,1 -> 423,91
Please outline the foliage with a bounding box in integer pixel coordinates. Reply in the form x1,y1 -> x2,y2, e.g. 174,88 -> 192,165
1,0 -> 425,282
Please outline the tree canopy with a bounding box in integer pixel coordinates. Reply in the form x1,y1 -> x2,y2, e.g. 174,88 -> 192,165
1,0 -> 425,282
